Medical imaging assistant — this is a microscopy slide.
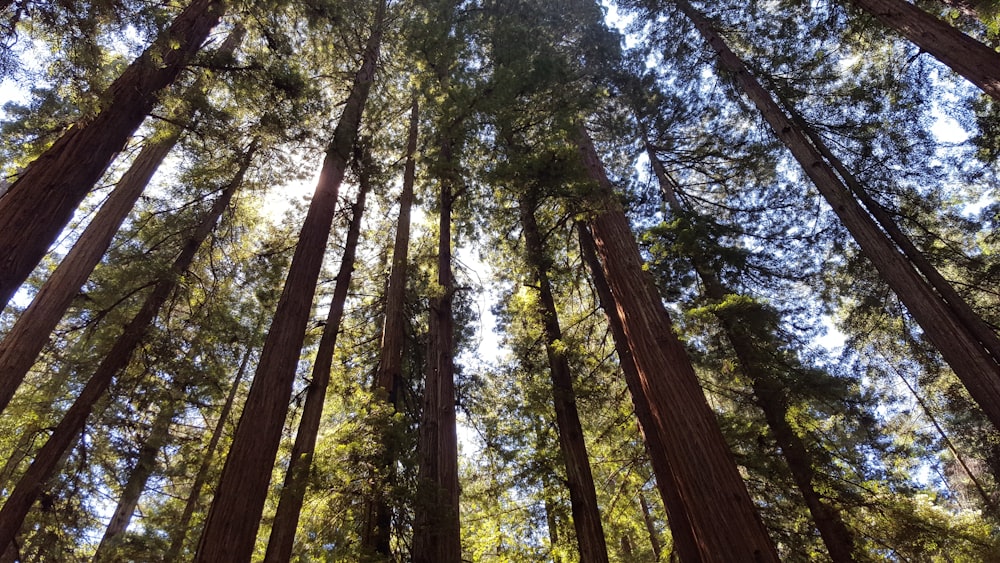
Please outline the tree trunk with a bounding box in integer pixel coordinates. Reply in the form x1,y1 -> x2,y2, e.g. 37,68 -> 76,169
519,194 -> 609,563
193,5 -> 383,560
94,392 -> 179,560
544,495 -> 562,563
575,125 -> 780,562
0,27 -> 244,414
412,130 -> 462,563
361,93 -> 418,557
0,0 -> 226,310
164,327 -> 257,561
673,0 -> 1000,429
847,0 -> 1000,101
644,136 -> 858,562
639,493 -> 663,561
264,154 -> 371,563
0,149 -> 250,552
576,222 -> 702,563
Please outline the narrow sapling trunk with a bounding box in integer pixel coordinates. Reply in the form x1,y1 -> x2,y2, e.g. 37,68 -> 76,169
0,150 -> 251,552
264,155 -> 371,563
194,5 -> 383,560
362,93 -> 419,556
673,0 -> 1000,429
847,0 -> 1000,101
576,126 -> 780,562
519,195 -> 609,563
0,0 -> 226,310
0,28 -> 244,413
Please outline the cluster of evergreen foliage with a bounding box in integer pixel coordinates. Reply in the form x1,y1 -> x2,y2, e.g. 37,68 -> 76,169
1,0 -> 999,560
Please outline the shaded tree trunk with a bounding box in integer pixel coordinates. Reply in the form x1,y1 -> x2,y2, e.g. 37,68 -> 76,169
847,0 -> 1000,101
412,131 -> 461,563
0,0 -> 226,310
575,125 -> 779,562
193,4 -> 383,560
264,152 -> 371,563
639,493 -> 663,561
673,0 -> 1000,430
0,27 -> 243,413
361,93 -> 418,557
519,194 -> 609,563
544,495 -> 563,563
0,148 -> 250,551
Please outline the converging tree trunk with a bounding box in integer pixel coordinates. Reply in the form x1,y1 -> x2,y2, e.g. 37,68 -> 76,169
672,0 -> 1000,430
518,193 -> 609,563
0,149 -> 251,552
575,125 -> 780,562
0,0 -> 226,310
193,4 -> 383,560
264,152 -> 371,563
0,28 -> 243,413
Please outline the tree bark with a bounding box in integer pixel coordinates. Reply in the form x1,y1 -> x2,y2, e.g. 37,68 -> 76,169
193,4 -> 383,560
0,0 -> 226,310
264,154 -> 371,563
847,0 -> 1000,101
673,0 -> 1000,429
412,131 -> 462,563
575,125 -> 780,562
0,149 -> 250,552
639,493 -> 663,561
362,92 -> 418,557
519,194 -> 609,563
0,28 -> 243,414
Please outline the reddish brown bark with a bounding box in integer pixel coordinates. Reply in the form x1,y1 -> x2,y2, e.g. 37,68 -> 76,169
362,93 -> 419,556
264,159 -> 370,563
0,150 -> 249,552
576,126 -> 779,562
0,0 -> 226,310
519,195 -> 609,563
673,0 -> 1000,430
848,0 -> 1000,101
193,5 -> 383,559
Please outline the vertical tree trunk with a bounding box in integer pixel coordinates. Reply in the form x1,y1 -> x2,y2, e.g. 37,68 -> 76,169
193,5 -> 383,560
518,194 -> 609,563
94,392 -> 180,560
576,222 -> 702,563
0,28 -> 243,414
639,493 -> 663,561
362,93 -> 418,557
544,495 -> 563,563
575,125 -> 780,562
412,131 -> 462,563
673,0 -> 1000,429
264,155 -> 371,563
846,0 -> 1000,101
0,0 -> 226,310
0,149 -> 250,552
164,330 -> 256,561
644,137 -> 858,562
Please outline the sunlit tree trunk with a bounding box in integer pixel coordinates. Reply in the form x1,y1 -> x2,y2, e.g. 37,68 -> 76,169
264,153 -> 371,562
193,4 -> 384,560
0,149 -> 250,551
519,193 -> 609,563
0,0 -> 226,310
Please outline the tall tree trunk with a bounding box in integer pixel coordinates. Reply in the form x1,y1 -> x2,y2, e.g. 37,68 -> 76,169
575,125 -> 780,562
0,149 -> 250,552
193,5 -> 383,560
846,0 -> 1000,101
0,28 -> 243,414
518,194 -> 609,563
544,495 -> 562,563
644,136 -> 858,562
164,328 -> 256,561
639,493 -> 663,561
673,0 -> 1000,429
362,92 -> 419,556
412,131 -> 462,563
94,391 -> 180,560
264,154 -> 371,563
576,222 -> 702,563
0,0 -> 226,310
